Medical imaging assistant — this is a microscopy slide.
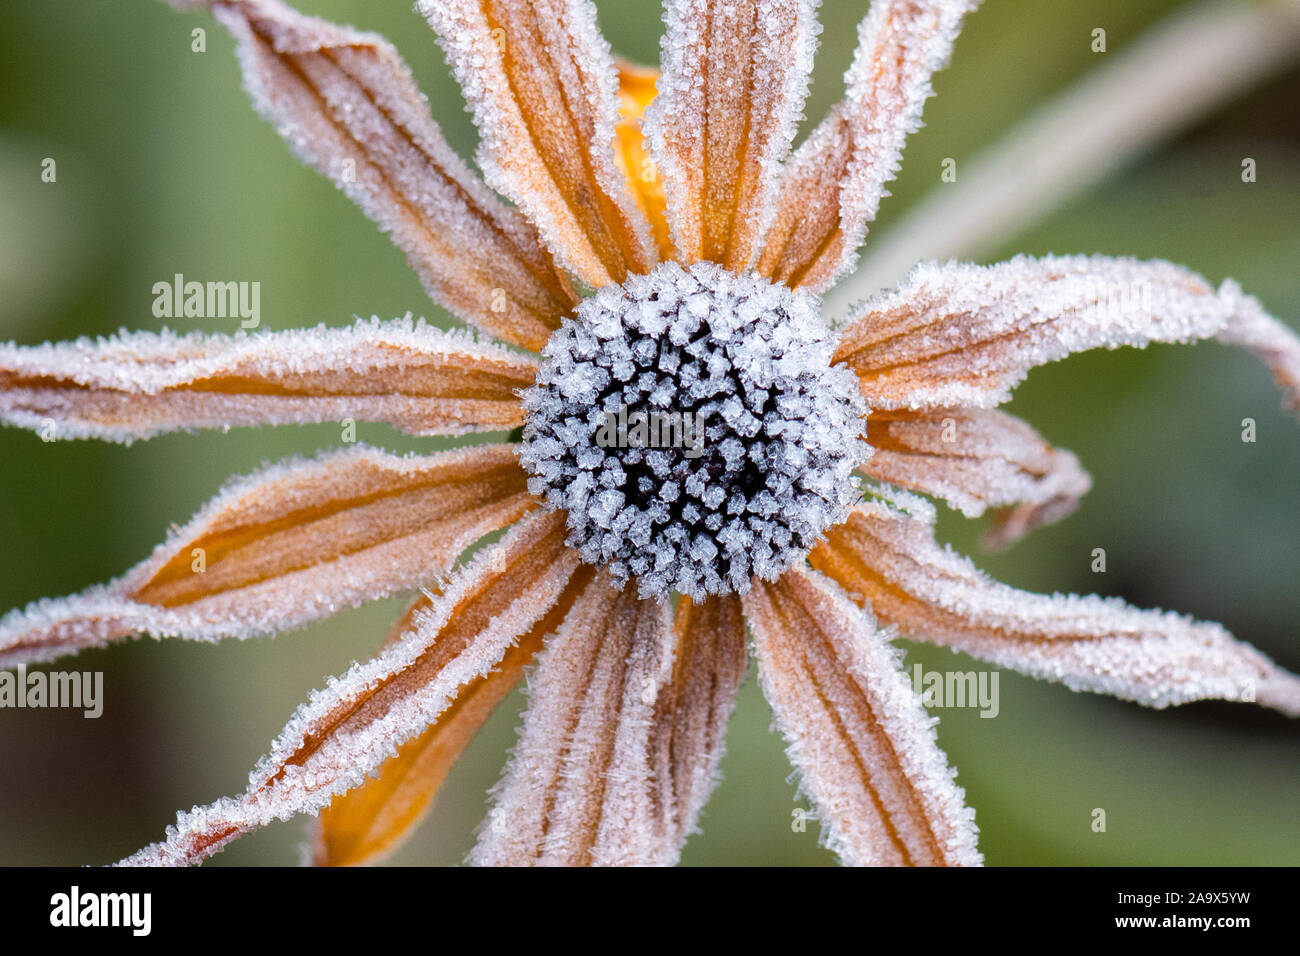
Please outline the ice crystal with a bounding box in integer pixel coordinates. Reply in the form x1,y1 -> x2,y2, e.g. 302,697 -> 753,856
520,261 -> 867,599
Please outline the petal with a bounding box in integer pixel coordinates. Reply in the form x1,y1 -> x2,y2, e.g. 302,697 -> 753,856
471,581 -> 746,865
313,567 -> 587,866
419,0 -> 657,288
645,0 -> 819,270
657,593 -> 749,845
833,255 -> 1293,410
0,319 -> 535,443
613,61 -> 673,260
0,444 -> 533,666
206,0 -> 576,350
811,504 -> 1300,715
863,407 -> 1091,547
1216,293 -> 1300,417
756,0 -> 975,291
118,509 -> 580,866
744,566 -> 982,866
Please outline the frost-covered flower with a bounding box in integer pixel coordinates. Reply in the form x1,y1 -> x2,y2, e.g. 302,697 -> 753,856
2,0 -> 1299,867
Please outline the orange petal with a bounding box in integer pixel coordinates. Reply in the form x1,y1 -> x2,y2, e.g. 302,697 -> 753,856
645,0 -> 819,270
119,509 -> 581,866
0,320 -> 535,442
756,0 -> 975,291
811,504 -> 1300,715
863,407 -> 1091,548
744,566 -> 982,866
206,0 -> 576,349
313,565 -> 592,866
0,444 -> 534,666
472,580 -> 747,865
613,61 -> 672,261
419,0 -> 658,288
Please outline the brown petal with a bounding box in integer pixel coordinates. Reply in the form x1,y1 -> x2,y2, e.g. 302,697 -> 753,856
472,579 -> 746,865
0,444 -> 534,666
756,0 -> 975,291
0,320 -> 535,442
833,255 -> 1269,410
863,407 -> 1091,547
645,0 -> 819,270
655,593 -> 749,844
118,509 -> 580,866
206,0 -> 575,350
744,566 -> 982,866
811,504 -> 1300,715
614,62 -> 673,260
419,0 -> 657,288
313,565 -> 591,866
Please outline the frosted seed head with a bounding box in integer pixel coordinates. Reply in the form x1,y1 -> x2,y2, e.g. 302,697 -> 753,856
520,261 -> 868,601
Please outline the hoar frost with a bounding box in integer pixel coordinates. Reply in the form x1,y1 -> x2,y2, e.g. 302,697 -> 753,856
520,261 -> 868,600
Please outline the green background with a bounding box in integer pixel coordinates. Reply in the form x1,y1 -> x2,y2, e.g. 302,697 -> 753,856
0,0 -> 1296,866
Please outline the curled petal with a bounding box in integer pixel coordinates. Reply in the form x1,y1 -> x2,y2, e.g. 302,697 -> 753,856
757,0 -> 975,291
744,566 -> 982,866
645,0 -> 820,270
1215,291 -> 1300,417
0,319 -> 535,443
472,581 -> 746,865
313,567 -> 588,866
0,444 -> 533,667
834,255 -> 1294,410
863,407 -> 1091,547
205,0 -> 576,350
811,504 -> 1300,715
419,0 -> 657,288
118,509 -> 580,866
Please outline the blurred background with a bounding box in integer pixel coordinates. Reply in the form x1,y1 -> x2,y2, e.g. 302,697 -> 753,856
0,0 -> 1296,866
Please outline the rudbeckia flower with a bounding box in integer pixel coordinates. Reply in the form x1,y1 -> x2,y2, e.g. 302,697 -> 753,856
2,0 -> 1298,867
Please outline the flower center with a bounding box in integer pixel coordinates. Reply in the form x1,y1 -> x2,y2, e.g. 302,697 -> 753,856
520,260 -> 867,600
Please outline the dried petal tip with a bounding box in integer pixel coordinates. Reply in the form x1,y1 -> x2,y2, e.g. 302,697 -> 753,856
1215,280 -> 1300,417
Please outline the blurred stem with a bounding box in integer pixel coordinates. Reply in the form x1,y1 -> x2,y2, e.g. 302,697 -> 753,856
827,0 -> 1300,314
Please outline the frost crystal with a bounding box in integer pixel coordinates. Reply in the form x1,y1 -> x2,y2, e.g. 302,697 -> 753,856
520,261 -> 867,600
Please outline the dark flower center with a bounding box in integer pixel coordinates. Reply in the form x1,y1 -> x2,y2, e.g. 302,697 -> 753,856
520,260 -> 867,600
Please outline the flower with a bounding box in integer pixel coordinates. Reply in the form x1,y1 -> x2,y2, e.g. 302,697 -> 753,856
2,0 -> 1298,867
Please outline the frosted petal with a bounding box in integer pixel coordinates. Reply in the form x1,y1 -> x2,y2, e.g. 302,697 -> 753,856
118,509 -> 579,866
419,0 -> 656,288
645,0 -> 820,270
756,0 -> 975,291
312,564 -> 587,866
745,566 -> 982,866
0,317 -> 536,443
812,504 -> 1300,715
834,255 -> 1289,410
471,574 -> 668,865
0,444 -> 533,666
1215,282 -> 1300,417
658,593 -> 748,845
863,407 -> 1091,547
472,581 -> 746,865
207,0 -> 576,350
